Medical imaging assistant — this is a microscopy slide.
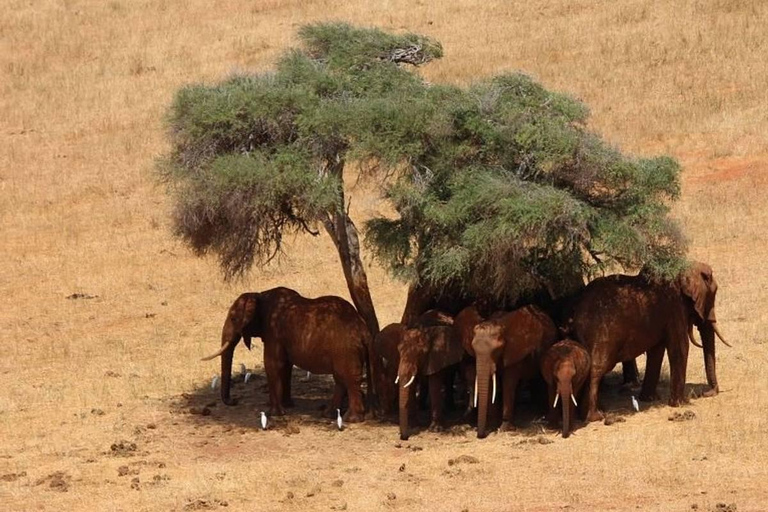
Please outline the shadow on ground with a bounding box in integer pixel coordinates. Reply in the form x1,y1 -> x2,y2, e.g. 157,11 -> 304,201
168,366 -> 712,439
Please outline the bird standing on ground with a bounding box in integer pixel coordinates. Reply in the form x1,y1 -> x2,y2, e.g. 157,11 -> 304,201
211,375 -> 219,390
244,372 -> 253,384
260,411 -> 268,430
336,409 -> 343,431
631,395 -> 640,412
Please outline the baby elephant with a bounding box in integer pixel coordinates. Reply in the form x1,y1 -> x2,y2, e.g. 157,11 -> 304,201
540,340 -> 590,438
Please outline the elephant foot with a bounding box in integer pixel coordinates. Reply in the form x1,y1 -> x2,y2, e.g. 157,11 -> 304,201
222,397 -> 239,406
638,392 -> 661,402
343,411 -> 365,423
268,406 -> 286,416
668,397 -> 689,407
427,421 -> 444,433
400,432 -> 410,441
499,421 -> 515,432
586,410 -> 604,423
702,386 -> 719,398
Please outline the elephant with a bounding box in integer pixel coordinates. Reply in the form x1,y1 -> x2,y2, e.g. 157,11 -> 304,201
201,287 -> 374,422
454,305 -> 485,417
568,261 -> 729,422
395,312 -> 465,440
540,340 -> 590,438
372,323 -> 406,416
471,305 -> 558,438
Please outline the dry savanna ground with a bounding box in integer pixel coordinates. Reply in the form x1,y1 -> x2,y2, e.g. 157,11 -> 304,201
2,0 -> 767,510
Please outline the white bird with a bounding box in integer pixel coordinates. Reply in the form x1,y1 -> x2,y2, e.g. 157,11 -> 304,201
336,408 -> 343,431
211,375 -> 220,390
631,395 -> 640,412
260,411 -> 268,430
240,363 -> 247,376
304,371 -> 312,381
244,372 -> 253,384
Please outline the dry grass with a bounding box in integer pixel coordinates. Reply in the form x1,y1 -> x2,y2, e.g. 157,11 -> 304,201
1,0 -> 767,510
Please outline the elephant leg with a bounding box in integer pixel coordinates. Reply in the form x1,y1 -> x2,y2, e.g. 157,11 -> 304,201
264,344 -> 287,416
342,371 -> 366,423
622,359 -> 641,387
418,377 -> 429,410
666,333 -> 690,407
546,383 -> 558,426
443,369 -> 456,412
428,373 -> 444,432
639,344 -> 665,402
500,365 -> 521,432
584,365 -> 606,422
282,364 -> 295,408
462,358 -> 476,421
329,376 -> 346,417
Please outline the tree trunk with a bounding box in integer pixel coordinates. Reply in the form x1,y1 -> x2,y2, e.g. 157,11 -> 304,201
322,156 -> 380,336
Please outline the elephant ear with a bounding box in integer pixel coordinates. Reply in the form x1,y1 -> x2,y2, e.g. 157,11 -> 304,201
240,293 -> 262,349
679,262 -> 716,323
424,326 -> 465,375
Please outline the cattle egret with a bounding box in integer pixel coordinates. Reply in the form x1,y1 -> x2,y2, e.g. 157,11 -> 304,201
260,411 -> 268,430
631,395 -> 640,412
304,371 -> 312,381
244,372 -> 253,384
211,375 -> 220,390
336,409 -> 343,431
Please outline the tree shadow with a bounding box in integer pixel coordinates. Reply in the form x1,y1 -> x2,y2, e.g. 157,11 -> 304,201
170,366 -> 713,437
171,368 -> 349,432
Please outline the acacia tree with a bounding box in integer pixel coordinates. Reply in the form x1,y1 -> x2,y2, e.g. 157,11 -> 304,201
161,23 -> 686,333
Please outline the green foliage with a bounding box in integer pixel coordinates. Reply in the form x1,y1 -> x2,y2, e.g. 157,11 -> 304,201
160,22 -> 687,298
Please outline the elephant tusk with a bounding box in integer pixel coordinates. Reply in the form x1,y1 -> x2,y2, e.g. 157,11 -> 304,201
403,375 -> 416,388
688,324 -> 703,348
553,393 -> 559,408
394,375 -> 399,385
491,373 -> 497,405
712,323 -> 732,347
474,376 -> 478,408
571,393 -> 578,407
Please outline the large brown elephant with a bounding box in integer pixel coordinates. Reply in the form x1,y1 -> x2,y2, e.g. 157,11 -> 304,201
202,288 -> 374,422
372,323 -> 406,416
471,305 -> 558,438
540,340 -> 590,438
396,313 -> 465,440
569,262 -> 729,422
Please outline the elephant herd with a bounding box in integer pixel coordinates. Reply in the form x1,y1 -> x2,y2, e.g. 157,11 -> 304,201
203,262 -> 729,440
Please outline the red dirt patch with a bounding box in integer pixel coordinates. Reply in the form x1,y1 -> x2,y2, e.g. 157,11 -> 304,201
686,156 -> 768,184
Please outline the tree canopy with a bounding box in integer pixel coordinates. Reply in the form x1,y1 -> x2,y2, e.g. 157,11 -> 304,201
160,22 -> 687,315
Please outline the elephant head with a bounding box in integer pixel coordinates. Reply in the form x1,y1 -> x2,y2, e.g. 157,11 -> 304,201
678,262 -> 729,395
396,326 -> 464,440
470,322 -> 505,439
201,293 -> 262,405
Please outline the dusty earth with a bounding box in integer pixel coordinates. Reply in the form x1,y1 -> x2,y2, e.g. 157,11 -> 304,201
2,0 -> 768,510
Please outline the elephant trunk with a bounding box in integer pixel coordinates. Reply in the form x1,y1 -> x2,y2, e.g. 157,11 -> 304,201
699,322 -> 718,394
220,337 -> 236,405
476,355 -> 493,439
557,380 -> 574,438
398,378 -> 412,440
